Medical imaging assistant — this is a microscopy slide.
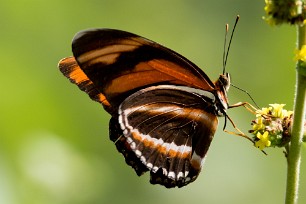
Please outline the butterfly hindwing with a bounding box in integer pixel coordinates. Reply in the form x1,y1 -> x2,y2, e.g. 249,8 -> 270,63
117,85 -> 219,188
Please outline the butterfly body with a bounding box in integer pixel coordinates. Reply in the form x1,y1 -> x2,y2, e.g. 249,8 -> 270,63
59,29 -> 231,188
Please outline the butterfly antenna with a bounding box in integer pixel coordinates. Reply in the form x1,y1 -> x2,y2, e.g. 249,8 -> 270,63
222,24 -> 229,74
223,15 -> 240,74
231,83 -> 260,109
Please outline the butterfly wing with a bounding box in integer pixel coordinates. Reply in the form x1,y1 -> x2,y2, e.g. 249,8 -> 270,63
59,29 -> 216,114
115,85 -> 218,188
58,29 -> 220,188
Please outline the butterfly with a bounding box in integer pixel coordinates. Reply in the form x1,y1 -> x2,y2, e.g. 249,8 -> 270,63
58,19 -> 246,188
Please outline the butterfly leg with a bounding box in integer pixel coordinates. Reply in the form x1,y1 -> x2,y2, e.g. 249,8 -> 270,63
223,114 -> 254,143
223,101 -> 260,143
228,101 -> 258,114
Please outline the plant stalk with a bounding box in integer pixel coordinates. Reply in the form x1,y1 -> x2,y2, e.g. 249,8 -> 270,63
285,24 -> 306,204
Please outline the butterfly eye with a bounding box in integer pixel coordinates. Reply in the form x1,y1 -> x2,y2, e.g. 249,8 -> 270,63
218,72 -> 231,92
224,73 -> 231,91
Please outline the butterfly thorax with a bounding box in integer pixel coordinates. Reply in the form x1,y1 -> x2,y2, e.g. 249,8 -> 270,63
213,72 -> 230,116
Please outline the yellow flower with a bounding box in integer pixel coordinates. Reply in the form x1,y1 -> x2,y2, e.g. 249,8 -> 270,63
256,107 -> 271,117
283,110 -> 294,118
255,131 -> 271,150
294,45 -> 306,61
253,116 -> 265,132
250,104 -> 293,149
269,103 -> 286,118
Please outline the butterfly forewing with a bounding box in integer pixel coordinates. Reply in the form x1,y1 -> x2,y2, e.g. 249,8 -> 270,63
66,29 -> 216,113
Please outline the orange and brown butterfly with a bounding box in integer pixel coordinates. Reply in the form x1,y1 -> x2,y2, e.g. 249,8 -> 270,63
58,24 -> 237,188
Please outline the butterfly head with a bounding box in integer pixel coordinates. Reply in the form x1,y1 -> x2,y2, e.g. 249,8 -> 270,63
218,72 -> 231,91
214,72 -> 231,114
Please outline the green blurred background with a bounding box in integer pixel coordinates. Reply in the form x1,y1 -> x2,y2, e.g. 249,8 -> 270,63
1,0 -> 305,203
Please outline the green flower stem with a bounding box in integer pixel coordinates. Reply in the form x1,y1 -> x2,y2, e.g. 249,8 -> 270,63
285,24 -> 306,204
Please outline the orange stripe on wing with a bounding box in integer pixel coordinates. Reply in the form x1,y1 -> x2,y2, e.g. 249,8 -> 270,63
58,57 -> 87,83
58,57 -> 112,112
106,67 -> 176,95
105,59 -> 215,97
147,59 -> 214,91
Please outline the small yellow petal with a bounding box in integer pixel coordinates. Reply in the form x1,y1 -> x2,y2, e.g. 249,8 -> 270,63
253,116 -> 265,131
256,107 -> 271,117
294,45 -> 306,62
283,110 -> 294,118
269,104 -> 286,118
255,131 -> 271,150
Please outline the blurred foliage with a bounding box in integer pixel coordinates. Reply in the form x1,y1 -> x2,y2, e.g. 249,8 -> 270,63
0,0 -> 305,204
